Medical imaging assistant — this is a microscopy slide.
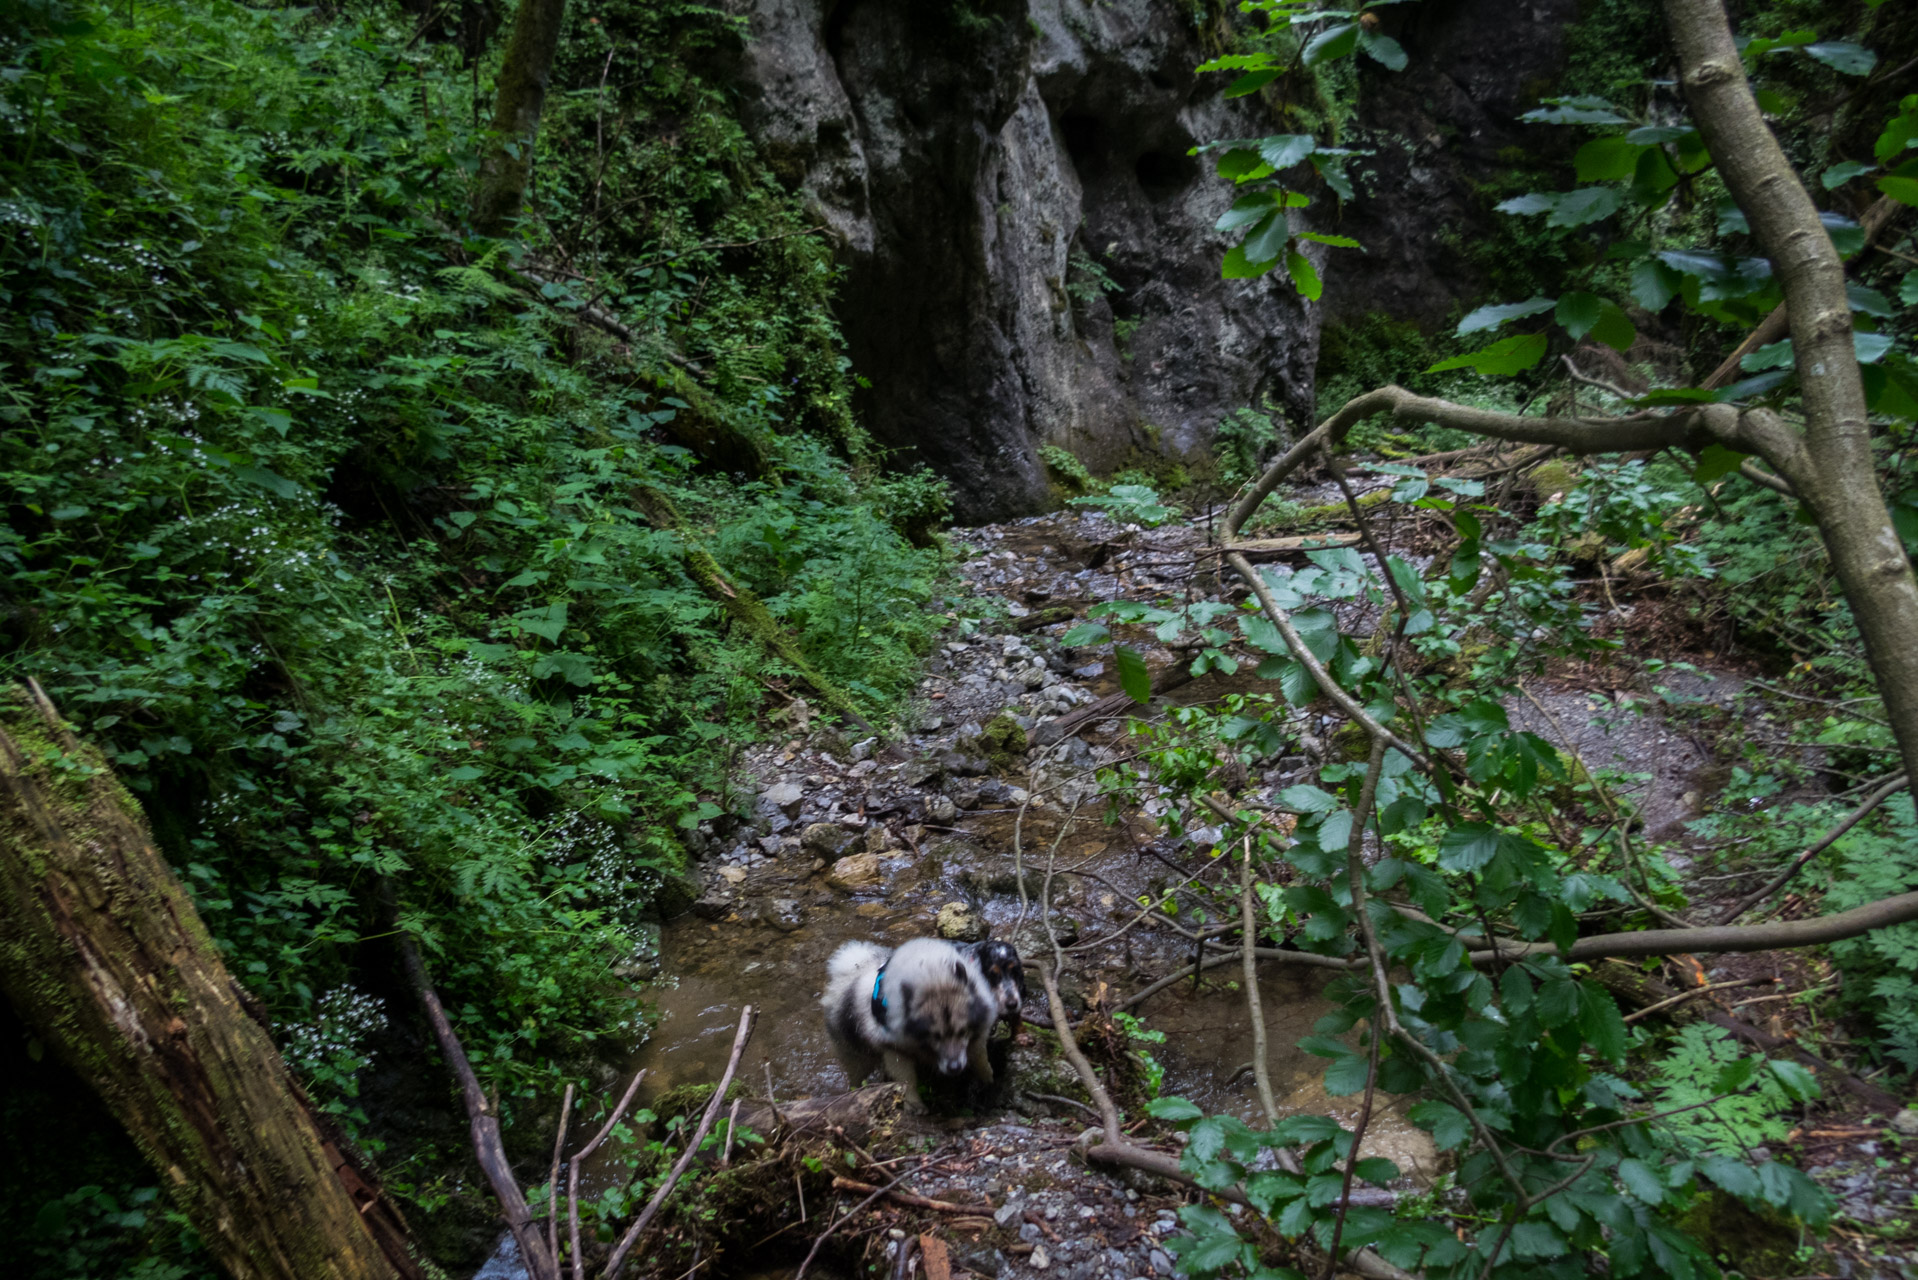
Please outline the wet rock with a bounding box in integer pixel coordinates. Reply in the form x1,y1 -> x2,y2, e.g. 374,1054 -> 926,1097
939,748 -> 990,777
851,737 -> 877,762
766,899 -> 805,932
994,1197 -> 1025,1229
902,758 -> 945,787
950,781 -> 984,810
926,794 -> 959,824
826,851 -> 885,891
692,889 -> 733,920
801,822 -> 859,857
651,865 -> 707,917
1893,1109 -> 1918,1136
760,781 -> 804,817
863,825 -> 892,854
1149,1250 -> 1173,1276
1031,1244 -> 1051,1270
937,901 -> 988,942
718,865 -> 748,885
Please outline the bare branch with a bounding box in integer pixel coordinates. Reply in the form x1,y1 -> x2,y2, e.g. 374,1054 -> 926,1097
604,1006 -> 758,1279
1717,773 -> 1908,924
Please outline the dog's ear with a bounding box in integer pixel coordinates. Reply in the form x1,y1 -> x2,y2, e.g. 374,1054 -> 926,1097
953,960 -> 969,984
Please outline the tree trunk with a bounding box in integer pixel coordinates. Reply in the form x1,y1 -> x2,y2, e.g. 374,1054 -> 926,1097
0,682 -> 422,1280
1664,0 -> 1918,789
470,0 -> 569,235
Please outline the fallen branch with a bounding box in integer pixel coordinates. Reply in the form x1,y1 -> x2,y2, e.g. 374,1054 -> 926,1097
604,1006 -> 758,1279
399,931 -> 559,1280
1473,889 -> 1918,964
794,1163 -> 923,1280
829,1177 -> 991,1214
1620,977 -> 1771,1024
568,1068 -> 648,1280
1717,772 -> 1909,924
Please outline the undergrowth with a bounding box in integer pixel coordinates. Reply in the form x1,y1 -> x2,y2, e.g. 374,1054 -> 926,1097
0,0 -> 945,1265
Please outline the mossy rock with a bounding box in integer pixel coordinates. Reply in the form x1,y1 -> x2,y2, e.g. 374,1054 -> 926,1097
1330,721 -> 1371,762
1528,458 -> 1580,503
1671,1189 -> 1833,1278
980,712 -> 1028,772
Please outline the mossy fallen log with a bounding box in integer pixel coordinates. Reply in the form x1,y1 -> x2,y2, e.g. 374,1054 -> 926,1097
0,683 -> 422,1280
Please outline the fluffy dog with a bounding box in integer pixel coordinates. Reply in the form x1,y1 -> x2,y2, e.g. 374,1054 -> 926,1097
967,939 -> 1026,1036
821,937 -> 993,1112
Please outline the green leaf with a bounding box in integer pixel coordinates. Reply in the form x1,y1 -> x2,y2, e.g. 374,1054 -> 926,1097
1323,1052 -> 1371,1095
1535,975 -> 1579,1028
1699,1155 -> 1761,1199
1509,1222 -> 1568,1260
1766,1059 -> 1820,1102
247,405 -> 293,437
1286,250 -> 1323,301
533,650 -> 596,686
1436,823 -> 1500,872
1631,260 -> 1680,310
1279,784 -> 1340,814
1177,1228 -> 1247,1274
1243,212 -> 1291,265
1298,231 -> 1361,249
1062,622 -> 1110,646
1878,175 -> 1918,207
1693,444 -> 1749,484
235,465 -> 302,499
1425,333 -> 1548,376
1457,296 -> 1556,336
1352,1157 -> 1399,1185
1575,136 -> 1644,181
1216,192 -> 1279,233
516,602 -> 569,643
1223,241 -> 1282,279
1822,160 -> 1877,189
1225,68 -> 1284,97
1258,134 -> 1318,171
1579,983 -> 1627,1065
1555,291 -> 1602,340
1617,1156 -> 1665,1205
1303,22 -> 1359,67
1547,186 -> 1622,227
1591,300 -> 1636,352
1849,282 -> 1895,317
1407,1100 -> 1472,1149
1357,29 -> 1407,70
1804,41 -> 1875,75
1116,646 -> 1152,705
1146,1096 -> 1204,1122
1521,96 -> 1628,124
1712,1056 -> 1759,1094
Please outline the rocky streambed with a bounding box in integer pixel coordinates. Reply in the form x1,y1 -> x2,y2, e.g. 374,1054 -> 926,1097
476,500 -> 1903,1280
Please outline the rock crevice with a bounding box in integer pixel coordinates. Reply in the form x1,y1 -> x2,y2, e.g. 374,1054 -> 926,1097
732,0 -> 1321,522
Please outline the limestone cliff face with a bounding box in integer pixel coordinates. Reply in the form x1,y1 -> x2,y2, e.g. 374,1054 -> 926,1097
730,0 -> 1322,522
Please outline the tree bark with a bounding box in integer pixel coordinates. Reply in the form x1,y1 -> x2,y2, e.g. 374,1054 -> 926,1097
0,682 -> 421,1280
1664,0 -> 1918,788
470,0 -> 569,235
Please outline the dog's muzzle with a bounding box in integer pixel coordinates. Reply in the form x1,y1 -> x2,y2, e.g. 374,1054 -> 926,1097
937,1047 -> 969,1075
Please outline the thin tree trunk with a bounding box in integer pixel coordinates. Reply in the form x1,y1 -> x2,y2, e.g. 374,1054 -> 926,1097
471,0 -> 569,235
1664,0 -> 1918,788
0,682 -> 422,1280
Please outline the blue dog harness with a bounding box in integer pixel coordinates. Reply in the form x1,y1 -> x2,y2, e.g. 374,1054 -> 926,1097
870,965 -> 888,1025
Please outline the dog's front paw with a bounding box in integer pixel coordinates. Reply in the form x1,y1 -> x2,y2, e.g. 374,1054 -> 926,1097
900,1091 -> 930,1115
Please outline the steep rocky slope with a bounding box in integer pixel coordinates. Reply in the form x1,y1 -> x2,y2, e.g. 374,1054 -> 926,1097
728,0 -> 1323,521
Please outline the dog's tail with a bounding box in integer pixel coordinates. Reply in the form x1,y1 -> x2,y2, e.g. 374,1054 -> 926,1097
827,940 -> 888,987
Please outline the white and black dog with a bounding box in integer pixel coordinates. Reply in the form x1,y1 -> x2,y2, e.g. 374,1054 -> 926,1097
966,938 -> 1027,1037
821,937 -> 995,1112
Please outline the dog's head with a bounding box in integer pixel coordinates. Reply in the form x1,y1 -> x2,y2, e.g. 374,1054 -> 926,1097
900,958 -> 991,1075
973,940 -> 1026,1005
